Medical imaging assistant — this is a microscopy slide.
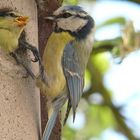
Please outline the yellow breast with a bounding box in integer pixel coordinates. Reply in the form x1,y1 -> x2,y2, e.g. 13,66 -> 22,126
39,32 -> 74,99
0,29 -> 18,52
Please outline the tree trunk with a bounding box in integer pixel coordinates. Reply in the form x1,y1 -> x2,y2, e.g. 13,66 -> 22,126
0,1 -> 41,140
36,0 -> 63,139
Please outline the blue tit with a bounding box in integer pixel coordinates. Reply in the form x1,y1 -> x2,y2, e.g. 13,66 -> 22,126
0,9 -> 28,52
0,9 -> 42,78
37,5 -> 95,140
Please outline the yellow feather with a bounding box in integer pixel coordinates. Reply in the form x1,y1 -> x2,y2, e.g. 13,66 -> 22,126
38,32 -> 74,98
0,17 -> 25,53
0,29 -> 18,52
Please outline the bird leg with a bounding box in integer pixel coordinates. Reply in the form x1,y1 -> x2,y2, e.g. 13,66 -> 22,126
19,40 -> 41,62
10,52 -> 36,79
19,40 -> 45,80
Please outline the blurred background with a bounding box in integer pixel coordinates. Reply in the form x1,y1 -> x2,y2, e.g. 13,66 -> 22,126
62,0 -> 140,140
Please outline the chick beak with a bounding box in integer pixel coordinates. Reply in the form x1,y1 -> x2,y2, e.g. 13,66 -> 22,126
15,16 -> 29,27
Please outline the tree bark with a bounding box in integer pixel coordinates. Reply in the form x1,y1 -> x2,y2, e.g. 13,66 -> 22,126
0,1 -> 41,140
36,0 -> 63,139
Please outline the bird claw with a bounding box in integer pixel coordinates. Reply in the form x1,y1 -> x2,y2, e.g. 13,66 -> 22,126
19,40 -> 41,63
30,47 -> 41,63
19,40 -> 46,80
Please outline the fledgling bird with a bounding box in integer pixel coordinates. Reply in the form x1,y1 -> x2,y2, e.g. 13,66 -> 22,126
37,5 -> 95,140
0,9 -> 42,78
0,9 -> 28,52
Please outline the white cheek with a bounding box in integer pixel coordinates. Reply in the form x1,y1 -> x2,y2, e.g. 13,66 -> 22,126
57,17 -> 88,32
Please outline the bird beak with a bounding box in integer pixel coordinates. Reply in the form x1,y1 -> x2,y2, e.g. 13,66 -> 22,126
44,16 -> 56,21
15,16 -> 29,27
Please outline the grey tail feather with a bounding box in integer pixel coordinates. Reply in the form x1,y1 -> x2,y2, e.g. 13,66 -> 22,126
72,109 -> 76,123
72,103 -> 77,122
42,110 -> 59,140
63,100 -> 71,126
42,94 -> 67,140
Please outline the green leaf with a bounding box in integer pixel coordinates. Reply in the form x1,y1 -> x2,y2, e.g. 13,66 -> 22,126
64,0 -> 78,5
62,126 -> 76,140
91,53 -> 110,74
97,17 -> 126,29
84,70 -> 91,91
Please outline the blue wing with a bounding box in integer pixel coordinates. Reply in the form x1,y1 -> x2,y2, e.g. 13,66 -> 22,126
62,42 -> 84,122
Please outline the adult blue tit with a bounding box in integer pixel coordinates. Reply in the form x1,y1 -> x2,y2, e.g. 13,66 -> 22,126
37,5 -> 95,140
0,9 -> 42,78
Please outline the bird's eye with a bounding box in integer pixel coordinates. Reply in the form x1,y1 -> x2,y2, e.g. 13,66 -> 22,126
8,12 -> 16,17
62,13 -> 72,18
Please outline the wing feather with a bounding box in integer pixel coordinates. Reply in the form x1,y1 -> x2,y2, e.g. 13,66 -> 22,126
62,42 -> 84,122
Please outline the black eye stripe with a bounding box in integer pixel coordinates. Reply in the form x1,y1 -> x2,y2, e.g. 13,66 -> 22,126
0,12 -> 9,17
0,11 -> 18,17
55,13 -> 89,20
8,12 -> 17,17
55,13 -> 72,19
62,13 -> 72,18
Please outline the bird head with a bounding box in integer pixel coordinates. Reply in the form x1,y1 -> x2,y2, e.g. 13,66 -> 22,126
0,9 -> 28,31
45,6 -> 94,40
